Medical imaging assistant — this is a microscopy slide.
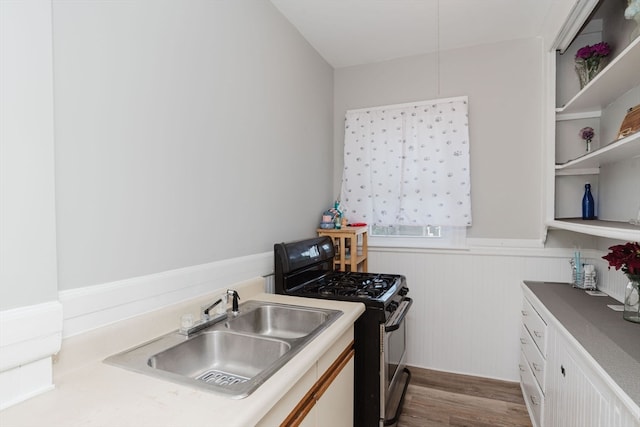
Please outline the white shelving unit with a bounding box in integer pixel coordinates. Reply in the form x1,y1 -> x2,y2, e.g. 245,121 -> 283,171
556,37 -> 640,114
548,14 -> 640,241
555,131 -> 640,171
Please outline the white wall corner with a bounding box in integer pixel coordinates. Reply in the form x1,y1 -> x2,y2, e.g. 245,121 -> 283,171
0,301 -> 62,409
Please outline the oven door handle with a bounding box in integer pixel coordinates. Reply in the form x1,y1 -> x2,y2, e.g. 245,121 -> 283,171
384,297 -> 412,332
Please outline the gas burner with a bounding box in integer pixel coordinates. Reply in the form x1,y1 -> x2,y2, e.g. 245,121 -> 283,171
303,272 -> 398,300
336,285 -> 358,296
330,277 -> 358,287
356,288 -> 376,298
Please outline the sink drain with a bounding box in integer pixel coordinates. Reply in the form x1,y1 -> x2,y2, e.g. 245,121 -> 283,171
196,369 -> 249,387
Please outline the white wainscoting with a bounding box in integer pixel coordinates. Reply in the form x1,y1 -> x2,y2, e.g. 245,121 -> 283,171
58,252 -> 273,338
367,245 -> 627,382
0,301 -> 63,410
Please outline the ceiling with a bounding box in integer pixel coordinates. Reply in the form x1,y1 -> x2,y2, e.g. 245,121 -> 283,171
270,0 -> 555,68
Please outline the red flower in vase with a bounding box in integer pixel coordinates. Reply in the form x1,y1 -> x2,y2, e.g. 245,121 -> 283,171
602,242 -> 640,277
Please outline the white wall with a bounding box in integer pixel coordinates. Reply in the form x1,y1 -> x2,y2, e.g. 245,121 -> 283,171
0,0 -> 63,409
1,1 -> 333,407
334,38 -> 545,241
52,0 -> 334,291
332,36 -> 636,382
368,246 -> 629,382
0,0 -> 58,310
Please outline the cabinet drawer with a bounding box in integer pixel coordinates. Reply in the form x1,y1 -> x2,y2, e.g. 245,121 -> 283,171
520,350 -> 544,427
522,298 -> 547,356
520,324 -> 546,393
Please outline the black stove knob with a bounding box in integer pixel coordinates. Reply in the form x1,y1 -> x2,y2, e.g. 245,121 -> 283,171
386,301 -> 399,312
399,286 -> 409,296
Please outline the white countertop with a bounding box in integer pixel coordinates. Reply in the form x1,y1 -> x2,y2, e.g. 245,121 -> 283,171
0,279 -> 365,427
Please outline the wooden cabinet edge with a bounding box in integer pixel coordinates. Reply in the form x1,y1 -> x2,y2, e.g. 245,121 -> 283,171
280,341 -> 355,427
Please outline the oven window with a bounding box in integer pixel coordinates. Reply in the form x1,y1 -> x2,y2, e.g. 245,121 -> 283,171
387,321 -> 406,384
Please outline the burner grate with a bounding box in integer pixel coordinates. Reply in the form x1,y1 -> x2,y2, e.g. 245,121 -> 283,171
311,272 -> 398,299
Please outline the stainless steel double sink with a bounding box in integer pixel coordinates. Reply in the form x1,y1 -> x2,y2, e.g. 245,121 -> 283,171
104,300 -> 342,398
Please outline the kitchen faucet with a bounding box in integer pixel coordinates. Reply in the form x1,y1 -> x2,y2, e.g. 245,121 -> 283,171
203,298 -> 223,318
178,289 -> 240,336
179,294 -> 227,337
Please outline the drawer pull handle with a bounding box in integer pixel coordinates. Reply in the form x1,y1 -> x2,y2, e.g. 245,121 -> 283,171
521,310 -> 528,316
533,330 -> 543,338
520,338 -> 527,344
532,362 -> 542,372
518,364 -> 526,372
530,395 -> 540,406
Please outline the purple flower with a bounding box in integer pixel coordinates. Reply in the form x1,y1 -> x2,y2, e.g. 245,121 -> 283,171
576,46 -> 593,59
591,42 -> 611,57
575,42 -> 611,60
580,127 -> 594,141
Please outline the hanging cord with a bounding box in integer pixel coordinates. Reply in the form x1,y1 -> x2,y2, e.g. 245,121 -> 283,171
436,0 -> 441,95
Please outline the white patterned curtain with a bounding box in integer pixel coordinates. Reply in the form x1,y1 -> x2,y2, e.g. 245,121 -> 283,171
340,96 -> 471,227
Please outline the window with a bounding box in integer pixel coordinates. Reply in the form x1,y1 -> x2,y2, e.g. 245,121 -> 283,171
368,225 -> 468,249
340,96 -> 471,248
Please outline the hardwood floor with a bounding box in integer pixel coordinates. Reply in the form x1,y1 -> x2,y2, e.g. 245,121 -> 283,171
397,366 -> 532,427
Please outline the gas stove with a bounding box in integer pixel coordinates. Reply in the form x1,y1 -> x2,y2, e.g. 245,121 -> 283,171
274,236 -> 407,307
274,236 -> 412,427
287,271 -> 405,304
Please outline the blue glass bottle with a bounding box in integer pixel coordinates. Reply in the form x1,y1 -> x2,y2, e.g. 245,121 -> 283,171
582,183 -> 595,220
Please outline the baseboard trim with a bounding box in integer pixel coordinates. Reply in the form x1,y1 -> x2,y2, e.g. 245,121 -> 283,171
58,252 -> 273,338
0,301 -> 62,410
466,238 -> 545,249
0,358 -> 54,411
0,301 -> 62,371
371,243 -> 601,259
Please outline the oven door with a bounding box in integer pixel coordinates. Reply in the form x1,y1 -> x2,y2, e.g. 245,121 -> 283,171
380,297 -> 413,426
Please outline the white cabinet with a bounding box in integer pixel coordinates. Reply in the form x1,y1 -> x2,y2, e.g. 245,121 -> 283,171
548,1 -> 640,240
519,298 -> 549,427
314,355 -> 354,427
520,289 -> 640,427
546,325 -> 607,427
545,323 -> 639,427
258,328 -> 354,427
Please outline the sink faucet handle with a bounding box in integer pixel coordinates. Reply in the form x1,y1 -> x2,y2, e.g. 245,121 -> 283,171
203,298 -> 223,319
227,289 -> 240,315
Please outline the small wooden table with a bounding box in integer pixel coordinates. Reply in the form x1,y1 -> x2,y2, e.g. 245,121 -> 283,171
317,226 -> 368,272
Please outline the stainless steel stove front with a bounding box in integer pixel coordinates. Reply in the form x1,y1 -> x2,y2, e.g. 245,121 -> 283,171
380,298 -> 412,426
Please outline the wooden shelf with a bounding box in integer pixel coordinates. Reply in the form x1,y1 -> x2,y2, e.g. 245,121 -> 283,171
555,131 -> 640,172
547,218 -> 640,240
317,226 -> 368,272
555,167 -> 600,176
556,36 -> 640,114
556,111 -> 601,121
